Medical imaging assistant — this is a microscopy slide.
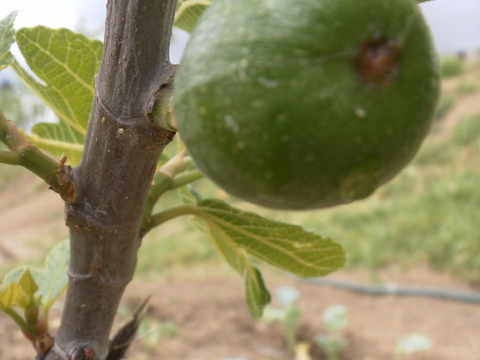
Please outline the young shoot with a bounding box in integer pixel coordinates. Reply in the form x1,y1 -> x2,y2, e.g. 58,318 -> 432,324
315,304 -> 348,360
262,286 -> 302,353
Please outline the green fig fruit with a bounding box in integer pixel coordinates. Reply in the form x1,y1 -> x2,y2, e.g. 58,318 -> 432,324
173,0 -> 439,210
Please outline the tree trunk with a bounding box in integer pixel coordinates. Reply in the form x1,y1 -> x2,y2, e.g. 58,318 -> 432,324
45,1 -> 177,359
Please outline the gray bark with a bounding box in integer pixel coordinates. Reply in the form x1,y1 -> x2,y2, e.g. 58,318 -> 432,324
45,1 -> 178,359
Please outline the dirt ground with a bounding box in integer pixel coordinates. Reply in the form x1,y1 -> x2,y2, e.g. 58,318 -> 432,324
1,173 -> 480,360
1,266 -> 480,360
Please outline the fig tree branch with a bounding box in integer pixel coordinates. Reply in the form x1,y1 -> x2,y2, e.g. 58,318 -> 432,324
44,0 -> 178,359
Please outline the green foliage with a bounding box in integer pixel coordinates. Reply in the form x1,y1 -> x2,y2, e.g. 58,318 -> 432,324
434,94 -> 455,120
244,267 -> 271,319
194,199 -> 346,278
30,240 -> 70,319
0,11 -> 17,70
0,273 -> 28,309
140,177 -> 345,318
2,241 -> 69,320
120,143 -> 345,318
174,0 -> 212,33
188,198 -> 345,317
439,56 -> 464,78
11,26 -> 102,165
0,241 -> 69,351
451,114 -> 480,146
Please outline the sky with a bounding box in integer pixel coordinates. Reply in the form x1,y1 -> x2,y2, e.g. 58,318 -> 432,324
0,0 -> 479,80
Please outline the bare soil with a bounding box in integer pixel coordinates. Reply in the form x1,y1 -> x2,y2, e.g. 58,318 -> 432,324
1,268 -> 480,360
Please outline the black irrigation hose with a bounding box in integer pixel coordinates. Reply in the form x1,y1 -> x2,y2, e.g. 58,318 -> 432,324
295,277 -> 480,304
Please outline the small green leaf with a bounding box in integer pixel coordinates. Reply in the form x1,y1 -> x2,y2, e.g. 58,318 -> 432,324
322,304 -> 348,332
12,26 -> 102,165
0,283 -> 24,309
2,266 -> 28,287
275,286 -> 299,307
395,334 -> 432,355
17,269 -> 39,307
206,221 -> 270,317
0,11 -> 17,71
245,266 -> 271,319
30,240 -> 70,314
174,0 -> 212,33
194,199 -> 346,277
206,226 -> 245,275
1,267 -> 38,309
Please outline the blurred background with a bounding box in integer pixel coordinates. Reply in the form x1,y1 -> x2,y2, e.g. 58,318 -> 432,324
0,1 -> 480,360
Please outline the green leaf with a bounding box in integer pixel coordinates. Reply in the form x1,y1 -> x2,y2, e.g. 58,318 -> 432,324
206,218 -> 270,317
322,304 -> 348,332
17,269 -> 39,307
191,198 -> 344,317
30,240 -> 70,314
2,266 -> 28,287
174,0 -> 212,33
244,266 -> 271,319
206,226 -> 245,275
0,283 -> 24,309
12,26 -> 102,165
194,199 -> 346,277
0,11 -> 17,71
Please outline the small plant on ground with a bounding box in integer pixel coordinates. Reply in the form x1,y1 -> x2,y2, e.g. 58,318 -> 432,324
394,333 -> 432,360
262,286 -> 302,353
0,241 -> 68,355
135,317 -> 179,354
315,304 -> 348,360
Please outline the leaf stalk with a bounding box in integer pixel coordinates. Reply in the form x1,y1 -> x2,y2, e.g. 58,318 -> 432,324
145,204 -> 196,232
